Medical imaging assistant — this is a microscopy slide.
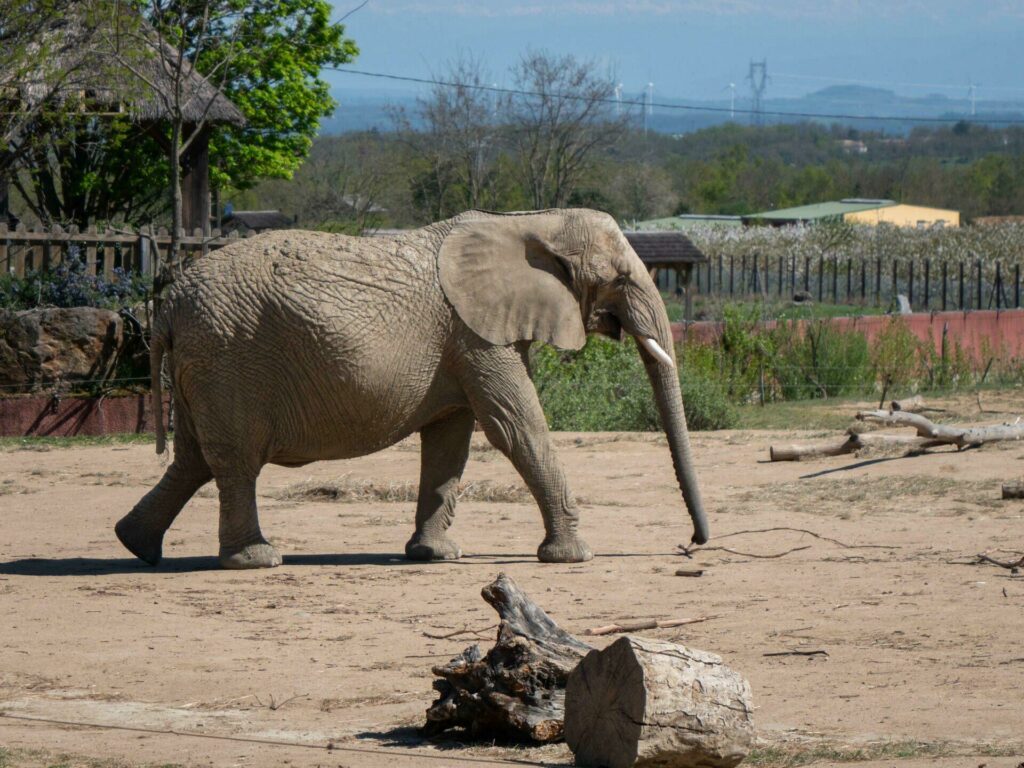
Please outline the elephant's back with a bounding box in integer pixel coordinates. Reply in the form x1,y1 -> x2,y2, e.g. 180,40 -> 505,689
160,228 -> 460,461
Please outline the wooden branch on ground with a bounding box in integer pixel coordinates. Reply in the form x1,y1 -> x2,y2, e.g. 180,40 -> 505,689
890,395 -> 926,412
585,616 -> 713,636
770,409 -> 1024,462
973,552 -> 1024,571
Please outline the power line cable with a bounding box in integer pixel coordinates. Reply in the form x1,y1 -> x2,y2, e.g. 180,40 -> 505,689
326,67 -> 1024,126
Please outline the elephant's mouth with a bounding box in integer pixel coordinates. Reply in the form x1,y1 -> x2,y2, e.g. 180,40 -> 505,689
589,309 -> 623,341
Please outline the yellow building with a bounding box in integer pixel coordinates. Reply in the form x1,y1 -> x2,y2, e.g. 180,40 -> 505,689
844,203 -> 960,228
745,199 -> 960,228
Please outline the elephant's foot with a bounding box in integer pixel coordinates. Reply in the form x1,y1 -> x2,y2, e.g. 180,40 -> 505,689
115,512 -> 164,566
219,540 -> 282,569
538,534 -> 593,563
405,533 -> 462,561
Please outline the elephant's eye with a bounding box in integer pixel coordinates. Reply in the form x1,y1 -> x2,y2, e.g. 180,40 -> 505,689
613,273 -> 631,287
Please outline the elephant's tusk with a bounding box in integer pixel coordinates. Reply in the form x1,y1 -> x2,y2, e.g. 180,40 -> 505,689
638,336 -> 675,367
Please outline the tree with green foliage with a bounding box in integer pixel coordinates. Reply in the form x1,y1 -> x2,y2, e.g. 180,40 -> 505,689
8,0 -> 356,231
182,0 -> 358,193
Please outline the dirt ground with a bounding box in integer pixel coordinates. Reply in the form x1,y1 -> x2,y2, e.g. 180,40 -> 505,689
1,394 -> 1023,768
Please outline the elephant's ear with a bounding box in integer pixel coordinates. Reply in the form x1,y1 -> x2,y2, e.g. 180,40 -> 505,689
438,214 -> 586,350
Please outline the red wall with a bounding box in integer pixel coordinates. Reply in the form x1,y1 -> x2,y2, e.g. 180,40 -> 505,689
0,393 -> 169,437
673,309 -> 1024,362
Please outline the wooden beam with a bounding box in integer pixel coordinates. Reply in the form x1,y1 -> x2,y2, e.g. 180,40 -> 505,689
181,125 -> 211,236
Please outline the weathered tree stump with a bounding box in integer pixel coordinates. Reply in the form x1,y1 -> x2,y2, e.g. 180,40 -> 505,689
1002,481 -> 1024,499
423,573 -> 593,742
565,636 -> 755,768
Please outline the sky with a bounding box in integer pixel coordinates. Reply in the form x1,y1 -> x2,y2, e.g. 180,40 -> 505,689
325,0 -> 1024,105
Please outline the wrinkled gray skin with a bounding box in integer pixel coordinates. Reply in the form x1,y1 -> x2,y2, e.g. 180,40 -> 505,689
115,209 -> 709,569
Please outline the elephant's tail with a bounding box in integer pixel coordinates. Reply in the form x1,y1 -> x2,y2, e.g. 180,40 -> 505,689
151,333 -> 167,456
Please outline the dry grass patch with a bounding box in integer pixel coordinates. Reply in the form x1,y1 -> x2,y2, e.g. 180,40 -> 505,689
735,475 -> 1002,517
273,475 -> 531,504
748,738 -> 1020,767
271,475 -> 599,505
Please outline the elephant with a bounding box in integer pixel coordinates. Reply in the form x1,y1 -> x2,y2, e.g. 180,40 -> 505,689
115,208 -> 709,569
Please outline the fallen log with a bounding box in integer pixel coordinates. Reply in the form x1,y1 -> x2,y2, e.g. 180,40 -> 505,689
423,573 -> 593,742
770,410 -> 1024,462
769,433 -> 945,462
565,636 -> 755,768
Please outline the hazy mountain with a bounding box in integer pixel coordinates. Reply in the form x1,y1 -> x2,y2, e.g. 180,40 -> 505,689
320,84 -> 1024,137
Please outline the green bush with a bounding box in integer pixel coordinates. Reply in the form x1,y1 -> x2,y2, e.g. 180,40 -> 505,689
771,319 -> 872,399
531,336 -> 736,432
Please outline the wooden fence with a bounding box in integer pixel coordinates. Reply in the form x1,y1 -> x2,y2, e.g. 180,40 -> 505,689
692,253 -> 1024,312
1,223 -> 255,279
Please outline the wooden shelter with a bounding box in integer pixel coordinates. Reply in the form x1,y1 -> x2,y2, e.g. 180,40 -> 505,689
625,230 -> 708,321
0,13 -> 245,235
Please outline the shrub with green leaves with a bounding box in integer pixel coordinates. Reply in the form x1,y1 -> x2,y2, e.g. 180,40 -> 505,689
771,319 -> 873,399
531,336 -> 736,432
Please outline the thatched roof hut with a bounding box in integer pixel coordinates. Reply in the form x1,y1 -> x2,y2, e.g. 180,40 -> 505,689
1,11 -> 245,233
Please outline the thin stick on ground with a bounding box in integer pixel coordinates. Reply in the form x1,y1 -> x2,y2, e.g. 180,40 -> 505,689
763,649 -> 828,658
422,624 -> 498,640
585,616 -> 715,637
973,553 -> 1024,571
709,527 -> 895,550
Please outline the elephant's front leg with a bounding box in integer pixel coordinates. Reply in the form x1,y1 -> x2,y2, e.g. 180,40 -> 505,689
405,408 -> 475,561
458,345 -> 592,563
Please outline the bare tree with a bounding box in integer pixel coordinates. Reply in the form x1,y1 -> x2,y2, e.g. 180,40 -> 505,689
100,1 -> 245,272
393,55 -> 501,220
0,0 -> 108,222
503,51 -> 629,209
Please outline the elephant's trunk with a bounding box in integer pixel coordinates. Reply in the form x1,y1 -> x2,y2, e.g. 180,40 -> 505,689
636,333 -> 709,546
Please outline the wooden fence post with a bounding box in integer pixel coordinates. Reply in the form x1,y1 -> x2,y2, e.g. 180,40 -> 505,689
84,226 -> 97,276
0,223 -> 7,276
875,255 -> 882,306
860,259 -> 867,304
1015,264 -> 1020,309
817,255 -> 824,302
891,259 -> 897,306
908,260 -> 914,309
959,261 -> 965,310
976,258 -> 983,310
923,258 -> 930,310
941,261 -> 948,312
995,261 -> 1003,310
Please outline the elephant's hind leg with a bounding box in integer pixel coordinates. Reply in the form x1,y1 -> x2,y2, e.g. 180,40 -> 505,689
116,417 -> 212,565
215,475 -> 281,569
405,408 -> 475,561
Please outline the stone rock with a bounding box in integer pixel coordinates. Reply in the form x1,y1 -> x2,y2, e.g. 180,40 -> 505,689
0,307 -> 124,393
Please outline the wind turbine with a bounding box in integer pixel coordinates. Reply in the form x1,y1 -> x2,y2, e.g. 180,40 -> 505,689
614,82 -> 623,116
967,79 -> 978,116
724,82 -> 736,119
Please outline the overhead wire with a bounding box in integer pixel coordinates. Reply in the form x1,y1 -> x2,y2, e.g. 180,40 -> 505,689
326,67 -> 1024,126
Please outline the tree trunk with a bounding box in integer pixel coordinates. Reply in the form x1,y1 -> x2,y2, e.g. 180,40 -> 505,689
423,573 -> 592,742
565,636 -> 755,768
